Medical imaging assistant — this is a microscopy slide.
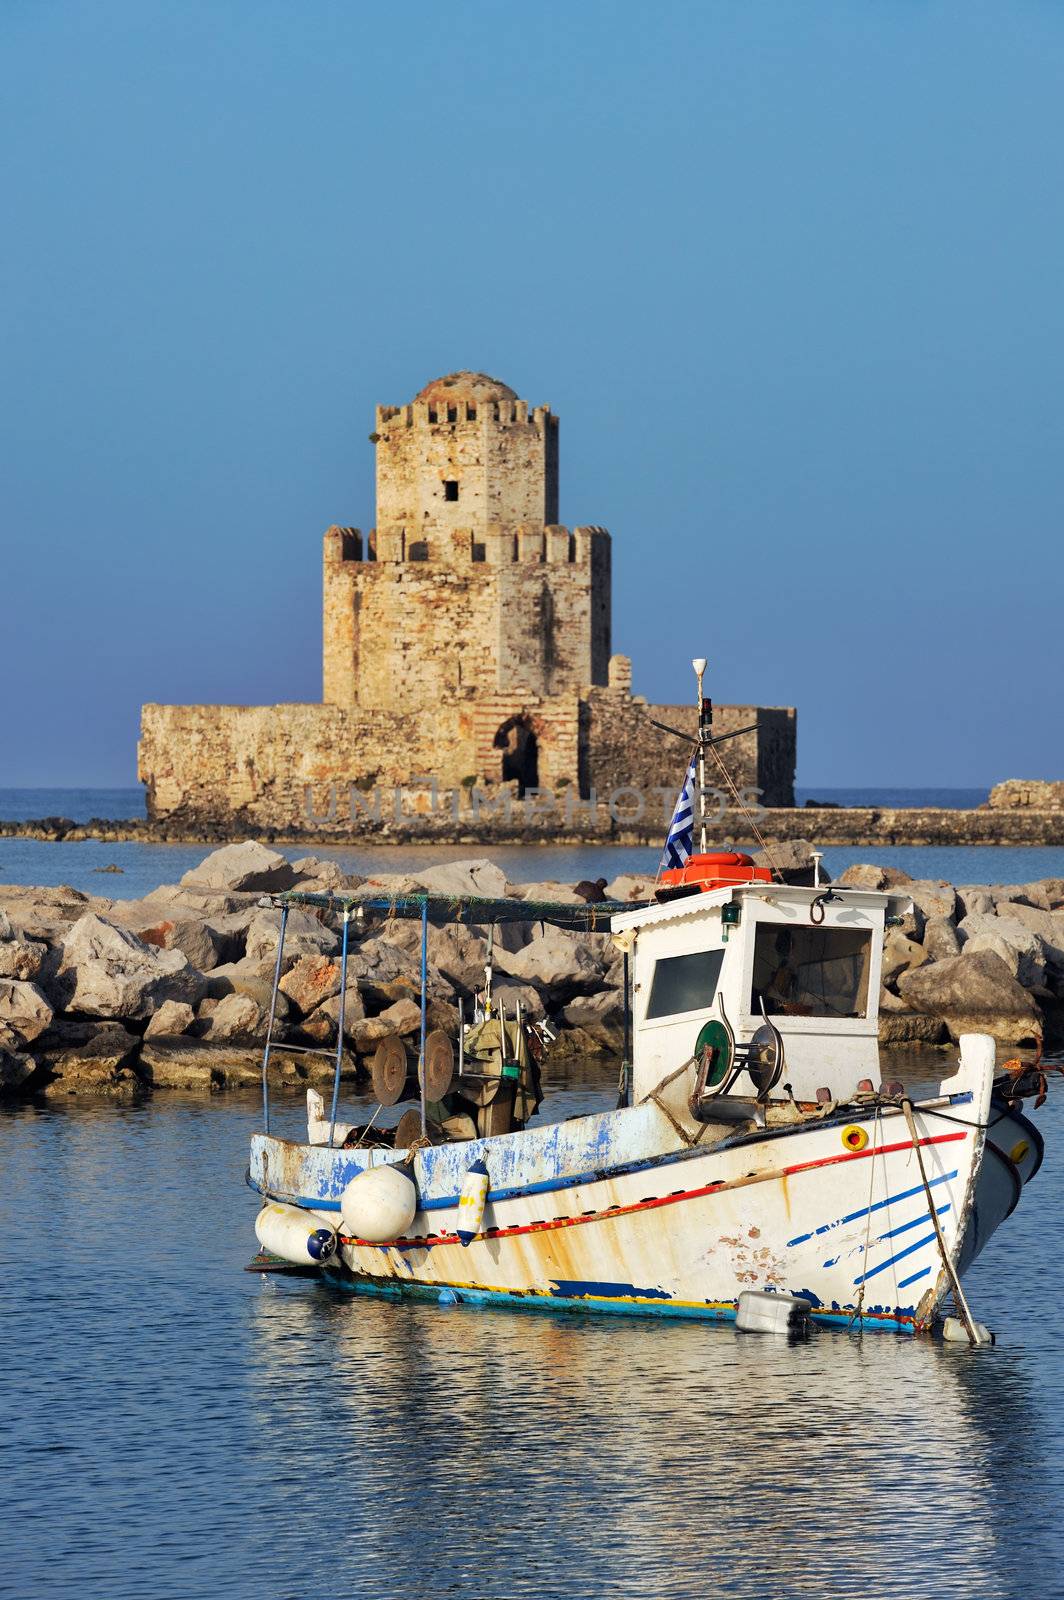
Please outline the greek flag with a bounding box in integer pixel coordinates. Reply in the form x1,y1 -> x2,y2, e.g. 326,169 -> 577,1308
659,754 -> 697,872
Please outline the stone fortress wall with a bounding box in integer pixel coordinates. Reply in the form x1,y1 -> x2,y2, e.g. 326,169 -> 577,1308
139,371 -> 796,833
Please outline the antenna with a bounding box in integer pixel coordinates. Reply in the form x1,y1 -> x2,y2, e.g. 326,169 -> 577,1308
692,657 -> 709,854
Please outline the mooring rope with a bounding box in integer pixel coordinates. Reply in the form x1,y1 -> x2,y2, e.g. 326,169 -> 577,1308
901,1096 -> 982,1346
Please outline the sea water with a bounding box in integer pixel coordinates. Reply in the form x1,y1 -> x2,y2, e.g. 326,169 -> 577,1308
3,1070 -> 1063,1600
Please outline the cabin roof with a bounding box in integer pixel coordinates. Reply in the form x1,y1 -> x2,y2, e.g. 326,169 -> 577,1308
610,881 -> 900,933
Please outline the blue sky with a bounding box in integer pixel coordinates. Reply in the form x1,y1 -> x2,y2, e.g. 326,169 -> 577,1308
3,1 -> 1062,788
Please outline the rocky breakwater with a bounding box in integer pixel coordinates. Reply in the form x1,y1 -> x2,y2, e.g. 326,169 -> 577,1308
0,843 -> 641,1101
1,842 -> 1060,1102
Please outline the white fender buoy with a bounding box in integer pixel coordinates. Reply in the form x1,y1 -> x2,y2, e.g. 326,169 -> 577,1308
255,1202 -> 338,1266
456,1158 -> 490,1247
340,1161 -> 418,1242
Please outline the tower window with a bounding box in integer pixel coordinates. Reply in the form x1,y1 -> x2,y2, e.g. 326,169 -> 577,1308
447,405 -> 458,423
444,480 -> 459,502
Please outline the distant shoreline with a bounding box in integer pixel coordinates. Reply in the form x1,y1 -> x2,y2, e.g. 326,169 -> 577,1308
2,806 -> 1061,849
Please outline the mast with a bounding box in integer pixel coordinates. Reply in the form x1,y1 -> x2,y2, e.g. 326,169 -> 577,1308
693,656 -> 709,855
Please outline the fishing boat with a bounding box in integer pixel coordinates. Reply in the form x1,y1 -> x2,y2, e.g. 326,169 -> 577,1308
246,666 -> 1052,1340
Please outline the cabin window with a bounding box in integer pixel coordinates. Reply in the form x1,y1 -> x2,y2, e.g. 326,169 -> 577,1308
750,926 -> 872,1020
645,949 -> 725,1020
444,480 -> 459,501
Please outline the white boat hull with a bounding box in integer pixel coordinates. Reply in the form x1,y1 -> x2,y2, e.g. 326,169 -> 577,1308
249,1037 -> 1032,1335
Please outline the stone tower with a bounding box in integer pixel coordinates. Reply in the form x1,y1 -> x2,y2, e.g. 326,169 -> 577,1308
138,370 -> 796,827
322,372 -> 611,717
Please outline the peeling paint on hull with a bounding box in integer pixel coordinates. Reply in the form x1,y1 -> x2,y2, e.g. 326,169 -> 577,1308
248,1047 -> 1023,1337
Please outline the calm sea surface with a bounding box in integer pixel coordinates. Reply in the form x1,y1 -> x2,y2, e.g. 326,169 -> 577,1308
3,1067 -> 1064,1600
2,788 -> 1062,898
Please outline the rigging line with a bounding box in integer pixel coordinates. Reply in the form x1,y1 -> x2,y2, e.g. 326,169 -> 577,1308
901,1096 -> 982,1346
703,735 -> 785,881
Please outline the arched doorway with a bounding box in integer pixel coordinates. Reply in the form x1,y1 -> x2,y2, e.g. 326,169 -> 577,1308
493,715 -> 539,796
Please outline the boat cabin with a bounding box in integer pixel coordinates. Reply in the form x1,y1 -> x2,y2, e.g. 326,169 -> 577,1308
613,882 -> 900,1104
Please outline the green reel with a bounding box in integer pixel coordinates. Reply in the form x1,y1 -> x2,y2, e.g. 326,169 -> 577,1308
694,1018 -> 734,1092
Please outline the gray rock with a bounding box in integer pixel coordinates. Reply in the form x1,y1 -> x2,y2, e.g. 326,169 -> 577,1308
0,1049 -> 37,1094
838,864 -> 914,891
180,841 -> 298,894
0,980 -> 54,1048
0,936 -> 47,981
0,910 -> 13,940
956,886 -> 995,919
987,903 -> 1064,969
923,916 -> 962,963
877,990 -> 950,1045
38,1024 -> 140,1097
604,874 -> 656,904
139,1039 -> 220,1091
131,915 -> 222,972
753,839 -> 832,886
206,959 -> 291,1017
244,908 -> 338,967
300,984 -> 367,1043
905,880 -> 958,926
496,926 -> 603,998
958,913 -> 1048,989
880,929 -> 928,989
54,913 -> 207,1019
203,992 -> 267,1043
145,999 -> 196,1039
486,979 -> 545,1022
561,988 -> 626,1050
290,857 -> 363,893
897,949 -> 1043,1044
411,859 -> 507,899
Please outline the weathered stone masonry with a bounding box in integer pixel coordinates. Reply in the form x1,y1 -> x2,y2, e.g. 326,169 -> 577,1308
139,371 -> 796,832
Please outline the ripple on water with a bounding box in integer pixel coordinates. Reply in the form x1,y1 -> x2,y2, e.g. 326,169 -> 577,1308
2,1080 -> 1064,1599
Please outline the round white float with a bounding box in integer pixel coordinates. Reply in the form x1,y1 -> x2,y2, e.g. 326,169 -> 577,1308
340,1162 -> 418,1242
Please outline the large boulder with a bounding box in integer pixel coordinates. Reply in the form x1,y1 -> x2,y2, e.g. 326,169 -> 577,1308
279,954 -> 344,1013
958,913 -> 1048,989
38,1024 -> 140,1098
753,839 -> 832,887
300,984 -> 367,1044
206,958 -> 291,1017
53,914 -> 207,1019
877,989 -> 950,1045
0,1050 -> 37,1094
135,916 -> 222,973
987,903 -> 1064,970
897,949 -> 1043,1044
342,934 -> 451,1005
495,926 -> 603,1000
880,929 -> 928,989
180,841 -> 297,894
956,886 -> 995,919
904,880 -> 958,929
0,980 -> 53,1048
923,916 -> 962,963
0,935 -> 48,981
561,988 -> 626,1050
0,884 -> 108,943
837,864 -> 914,892
605,874 -> 656,904
410,859 -> 507,900
290,856 -> 363,893
144,1000 -> 196,1039
202,992 -> 267,1043
244,908 -> 338,967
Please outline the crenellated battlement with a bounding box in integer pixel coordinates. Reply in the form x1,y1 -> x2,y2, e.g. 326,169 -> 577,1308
324,523 -> 608,567
375,400 -> 555,432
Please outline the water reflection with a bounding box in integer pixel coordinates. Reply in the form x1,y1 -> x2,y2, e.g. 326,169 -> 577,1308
247,1241 -> 1049,1598
3,1076 -> 1063,1599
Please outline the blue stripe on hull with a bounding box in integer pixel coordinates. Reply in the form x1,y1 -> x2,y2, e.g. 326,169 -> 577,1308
319,1268 -> 918,1335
